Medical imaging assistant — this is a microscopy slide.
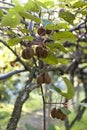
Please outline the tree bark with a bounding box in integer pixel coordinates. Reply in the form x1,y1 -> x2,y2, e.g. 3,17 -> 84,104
6,83 -> 37,130
65,118 -> 70,130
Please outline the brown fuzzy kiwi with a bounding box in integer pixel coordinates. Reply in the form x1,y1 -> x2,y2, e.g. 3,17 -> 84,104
61,113 -> 67,120
35,45 -> 43,57
55,108 -> 67,120
44,72 -> 51,84
41,49 -> 48,58
46,29 -> 52,34
37,74 -> 44,85
22,49 -> 27,59
50,107 -> 56,118
22,47 -> 34,59
55,109 -> 63,119
37,27 -> 46,36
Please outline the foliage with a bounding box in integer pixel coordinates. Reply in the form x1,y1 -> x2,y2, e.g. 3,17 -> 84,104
0,0 -> 87,130
54,76 -> 74,99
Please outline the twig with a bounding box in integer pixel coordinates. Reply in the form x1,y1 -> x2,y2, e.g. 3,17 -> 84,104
0,1 -> 14,6
70,97 -> 87,128
70,22 -> 85,32
0,69 -> 26,80
6,82 -> 38,130
0,6 -> 12,9
41,85 -> 46,130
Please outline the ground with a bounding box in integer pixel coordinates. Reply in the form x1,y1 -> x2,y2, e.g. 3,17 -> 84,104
17,109 -> 63,130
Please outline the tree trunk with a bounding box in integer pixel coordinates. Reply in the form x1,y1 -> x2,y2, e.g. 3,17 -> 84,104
6,83 -> 37,130
65,118 -> 70,130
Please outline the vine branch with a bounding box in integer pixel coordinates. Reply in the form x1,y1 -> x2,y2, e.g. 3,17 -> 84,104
0,69 -> 26,80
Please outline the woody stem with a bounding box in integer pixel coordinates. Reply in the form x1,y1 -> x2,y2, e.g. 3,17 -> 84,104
41,85 -> 46,130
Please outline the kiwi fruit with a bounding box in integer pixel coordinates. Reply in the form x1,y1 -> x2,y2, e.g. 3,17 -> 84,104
44,72 -> 51,84
55,108 -> 67,120
61,113 -> 67,120
36,72 -> 51,85
37,27 -> 46,36
50,107 -> 56,118
55,109 -> 62,119
22,47 -> 34,59
37,73 -> 44,85
41,49 -> 48,58
35,45 -> 43,57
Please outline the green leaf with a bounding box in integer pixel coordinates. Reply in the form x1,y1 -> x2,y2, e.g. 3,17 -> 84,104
62,76 -> 74,98
52,31 -> 76,42
47,42 -> 67,53
60,107 -> 71,115
5,30 -> 16,38
7,37 -> 21,46
19,12 -> 40,23
58,58 -> 69,64
42,51 -> 58,65
13,5 -> 25,13
54,76 -> 74,99
59,10 -> 75,25
1,11 -> 21,27
0,9 -> 4,18
12,0 -> 20,5
20,28 -> 30,33
23,36 -> 34,41
37,0 -> 55,9
72,1 -> 87,8
55,43 -> 67,53
80,10 -> 87,16
46,22 -> 69,30
24,0 -> 40,12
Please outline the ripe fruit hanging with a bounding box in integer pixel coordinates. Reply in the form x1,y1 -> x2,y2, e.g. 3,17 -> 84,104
56,108 -> 67,120
37,73 -> 44,85
61,113 -> 67,120
36,72 -> 51,85
35,45 -> 48,58
22,47 -> 34,59
35,45 -> 43,57
44,72 -> 51,84
37,27 -> 46,36
55,109 -> 63,119
50,107 -> 56,118
50,107 -> 67,121
41,49 -> 48,58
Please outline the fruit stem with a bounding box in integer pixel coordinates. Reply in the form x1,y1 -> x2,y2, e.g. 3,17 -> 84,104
41,85 -> 46,130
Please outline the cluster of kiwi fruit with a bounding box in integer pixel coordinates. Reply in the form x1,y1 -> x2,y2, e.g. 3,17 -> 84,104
22,45 -> 48,59
50,107 -> 67,121
37,72 -> 51,85
37,26 -> 52,36
35,45 -> 48,58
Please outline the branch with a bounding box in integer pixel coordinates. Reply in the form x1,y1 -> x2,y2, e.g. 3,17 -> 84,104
0,69 -> 26,80
0,1 -> 14,7
70,22 -> 85,32
0,6 -> 12,9
6,67 -> 38,130
6,82 -> 38,130
70,97 -> 87,128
